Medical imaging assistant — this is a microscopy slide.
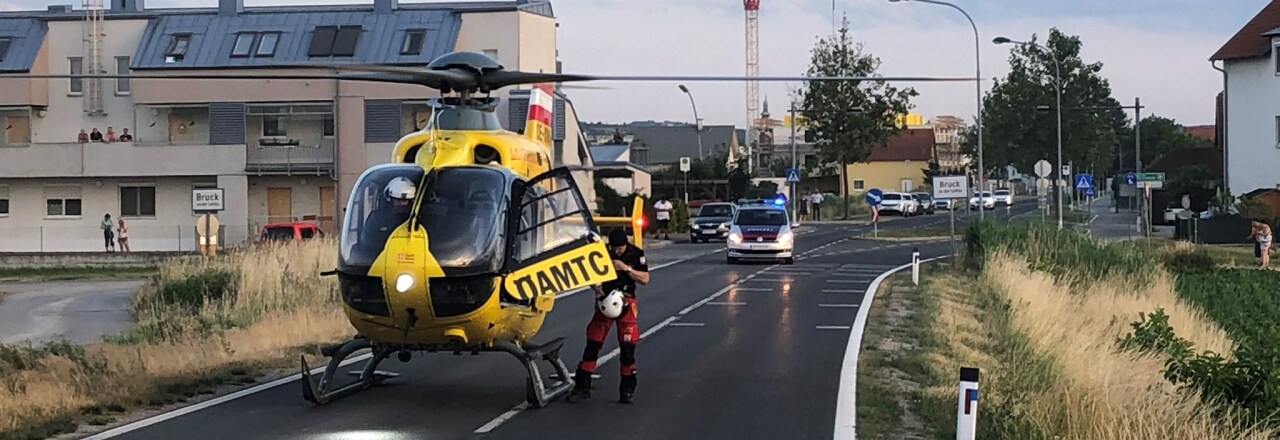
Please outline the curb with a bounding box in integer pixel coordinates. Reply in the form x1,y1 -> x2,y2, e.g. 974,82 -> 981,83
857,235 -> 953,242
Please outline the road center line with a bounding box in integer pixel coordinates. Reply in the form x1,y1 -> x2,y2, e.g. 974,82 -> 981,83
816,325 -> 852,330
706,301 -> 746,306
818,304 -> 859,308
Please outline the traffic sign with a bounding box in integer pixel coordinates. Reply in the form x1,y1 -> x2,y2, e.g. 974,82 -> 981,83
932,175 -> 968,199
1033,160 -> 1052,178
1062,165 -> 1071,177
679,157 -> 691,173
1074,173 -> 1094,189
1124,172 -> 1137,186
785,168 -> 801,182
1083,186 -> 1096,197
866,188 -> 883,206
1137,172 -> 1165,182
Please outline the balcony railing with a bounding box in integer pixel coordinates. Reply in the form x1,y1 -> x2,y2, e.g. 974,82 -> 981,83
0,142 -> 246,178
245,139 -> 335,175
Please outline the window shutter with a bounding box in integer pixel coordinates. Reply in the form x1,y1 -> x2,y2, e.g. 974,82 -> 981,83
365,100 -> 402,142
209,103 -> 245,145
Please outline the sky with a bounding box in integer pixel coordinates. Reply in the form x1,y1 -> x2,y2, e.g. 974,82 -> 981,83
1,0 -> 1263,128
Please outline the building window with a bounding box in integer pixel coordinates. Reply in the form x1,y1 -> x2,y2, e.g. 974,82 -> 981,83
256,32 -> 279,57
115,56 -> 130,94
308,25 -> 360,57
165,34 -> 190,62
120,185 -> 156,217
0,186 -> 8,216
401,29 -> 425,55
322,114 -> 334,137
68,57 -> 83,95
231,33 -> 255,57
854,179 -> 865,190
0,38 -> 11,62
1275,115 -> 1280,148
1275,44 -> 1280,74
46,198 -> 82,217
263,115 -> 287,137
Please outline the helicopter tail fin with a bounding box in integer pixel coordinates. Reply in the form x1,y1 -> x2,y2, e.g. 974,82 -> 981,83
593,195 -> 647,249
523,83 -> 555,150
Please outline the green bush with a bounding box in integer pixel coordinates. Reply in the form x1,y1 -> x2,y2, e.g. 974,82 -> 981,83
153,270 -> 236,312
961,220 -> 1157,287
1162,250 -> 1217,273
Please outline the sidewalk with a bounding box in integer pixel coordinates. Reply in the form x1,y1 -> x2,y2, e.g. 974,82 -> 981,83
1083,199 -> 1174,241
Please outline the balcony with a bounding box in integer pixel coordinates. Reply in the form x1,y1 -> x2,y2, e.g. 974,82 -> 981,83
0,142 -> 246,178
244,104 -> 335,175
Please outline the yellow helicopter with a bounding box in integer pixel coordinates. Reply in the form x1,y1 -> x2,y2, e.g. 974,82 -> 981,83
13,50 -> 973,408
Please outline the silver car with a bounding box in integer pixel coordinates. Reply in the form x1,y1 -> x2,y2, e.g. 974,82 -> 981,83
879,192 -> 919,216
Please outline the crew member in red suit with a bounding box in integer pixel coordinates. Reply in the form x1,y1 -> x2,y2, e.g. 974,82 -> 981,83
567,228 -> 649,404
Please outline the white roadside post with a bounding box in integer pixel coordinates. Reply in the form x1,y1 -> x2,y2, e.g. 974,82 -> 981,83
957,367 -> 979,440
911,247 -> 920,286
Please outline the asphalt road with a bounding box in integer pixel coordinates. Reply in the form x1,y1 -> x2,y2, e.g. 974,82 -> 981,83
0,280 -> 139,345
87,202 -> 1035,440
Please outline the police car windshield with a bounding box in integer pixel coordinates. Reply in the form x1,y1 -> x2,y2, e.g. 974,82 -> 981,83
698,205 -> 734,217
736,209 -> 787,226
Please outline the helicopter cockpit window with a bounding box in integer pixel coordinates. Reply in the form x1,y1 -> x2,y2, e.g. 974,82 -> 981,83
511,172 -> 594,265
414,167 -> 509,274
339,164 -> 424,269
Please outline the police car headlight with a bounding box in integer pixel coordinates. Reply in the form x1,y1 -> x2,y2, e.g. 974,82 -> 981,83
729,232 -> 743,244
778,231 -> 794,245
395,273 -> 415,293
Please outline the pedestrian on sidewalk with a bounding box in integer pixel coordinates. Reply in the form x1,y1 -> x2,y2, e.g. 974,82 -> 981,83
1251,220 -> 1272,268
653,197 -> 673,240
808,190 -> 824,221
101,213 -> 115,252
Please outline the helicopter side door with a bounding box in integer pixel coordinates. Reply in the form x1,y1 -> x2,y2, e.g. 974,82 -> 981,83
502,167 -> 617,307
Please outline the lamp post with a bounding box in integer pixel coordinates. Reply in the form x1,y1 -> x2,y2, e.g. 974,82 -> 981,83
1041,99 -> 1147,227
890,0 -> 984,220
678,84 -> 705,160
995,36 -> 1062,229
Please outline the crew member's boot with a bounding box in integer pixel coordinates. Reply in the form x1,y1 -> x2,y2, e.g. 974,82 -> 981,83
619,373 -> 636,404
566,369 -> 592,402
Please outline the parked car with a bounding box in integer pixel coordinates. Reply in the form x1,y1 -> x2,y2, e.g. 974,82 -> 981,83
912,192 -> 936,214
879,192 -> 919,216
689,202 -> 737,243
259,221 -> 324,242
993,189 -> 1014,206
969,191 -> 995,210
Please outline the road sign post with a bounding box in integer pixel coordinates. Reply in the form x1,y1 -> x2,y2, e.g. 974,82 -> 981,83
786,168 -> 802,226
933,175 -> 967,254
192,188 -> 225,256
680,157 -> 691,205
866,188 -> 883,238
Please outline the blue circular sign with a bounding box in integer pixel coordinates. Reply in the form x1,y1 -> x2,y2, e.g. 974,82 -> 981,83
865,188 -> 883,206
1124,172 -> 1137,186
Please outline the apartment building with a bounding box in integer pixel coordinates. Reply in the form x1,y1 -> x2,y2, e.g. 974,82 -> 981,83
0,0 -> 595,252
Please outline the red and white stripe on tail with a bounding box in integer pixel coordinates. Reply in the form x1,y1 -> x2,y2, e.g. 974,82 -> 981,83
523,83 -> 554,149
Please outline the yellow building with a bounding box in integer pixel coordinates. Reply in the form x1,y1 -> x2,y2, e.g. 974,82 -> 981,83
845,128 -> 935,193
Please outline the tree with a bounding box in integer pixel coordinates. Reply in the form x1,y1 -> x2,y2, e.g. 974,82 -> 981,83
967,28 -> 1126,210
1114,115 -> 1215,172
921,160 -> 942,189
801,15 -> 918,219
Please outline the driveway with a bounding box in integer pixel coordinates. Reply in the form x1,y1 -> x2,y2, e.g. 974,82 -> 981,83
0,280 -> 140,346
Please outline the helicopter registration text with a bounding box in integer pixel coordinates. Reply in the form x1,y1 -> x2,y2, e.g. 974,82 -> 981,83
504,242 -> 618,301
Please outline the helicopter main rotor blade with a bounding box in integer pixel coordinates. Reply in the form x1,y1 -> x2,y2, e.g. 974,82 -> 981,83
581,75 -> 980,82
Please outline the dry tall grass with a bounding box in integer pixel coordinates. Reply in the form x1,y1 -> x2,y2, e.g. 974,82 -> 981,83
925,251 -> 1273,439
0,239 -> 352,438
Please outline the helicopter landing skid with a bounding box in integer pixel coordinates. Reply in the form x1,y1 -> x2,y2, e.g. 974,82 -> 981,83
300,337 -> 397,405
492,338 -> 575,409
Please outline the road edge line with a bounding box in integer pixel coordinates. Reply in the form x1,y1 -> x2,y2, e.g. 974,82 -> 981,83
832,255 -> 950,440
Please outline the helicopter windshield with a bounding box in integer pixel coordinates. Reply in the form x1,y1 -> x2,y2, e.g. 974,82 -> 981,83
339,165 -> 509,273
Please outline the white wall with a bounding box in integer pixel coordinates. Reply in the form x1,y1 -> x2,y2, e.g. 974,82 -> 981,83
0,176 -> 242,252
1226,47 -> 1280,194
35,19 -> 148,144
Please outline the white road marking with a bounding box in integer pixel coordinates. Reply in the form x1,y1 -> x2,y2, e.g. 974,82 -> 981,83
706,301 -> 746,306
816,325 -> 852,330
83,352 -> 375,439
668,322 -> 706,327
476,263 -> 779,434
826,279 -> 861,284
732,287 -> 774,292
833,254 -> 949,440
818,304 -> 860,308
822,289 -> 860,293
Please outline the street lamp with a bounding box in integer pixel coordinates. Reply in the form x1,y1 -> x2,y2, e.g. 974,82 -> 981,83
995,35 -> 1063,229
678,84 -> 705,160
890,0 -> 985,220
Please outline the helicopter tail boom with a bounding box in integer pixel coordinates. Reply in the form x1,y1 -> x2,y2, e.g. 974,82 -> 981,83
594,195 -> 648,249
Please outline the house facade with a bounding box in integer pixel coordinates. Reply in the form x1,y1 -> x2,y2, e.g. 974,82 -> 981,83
1212,0 -> 1280,196
0,0 -> 595,252
844,127 -> 935,194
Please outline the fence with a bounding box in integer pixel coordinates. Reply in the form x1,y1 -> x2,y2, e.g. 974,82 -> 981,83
0,225 -> 255,253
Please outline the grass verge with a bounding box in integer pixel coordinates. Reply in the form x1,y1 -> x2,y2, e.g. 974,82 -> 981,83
855,271 -> 933,439
0,266 -> 158,282
872,221 -> 1277,439
0,239 -> 350,439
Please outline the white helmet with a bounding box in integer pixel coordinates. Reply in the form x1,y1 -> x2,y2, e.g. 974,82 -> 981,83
386,176 -> 416,201
597,290 -> 626,319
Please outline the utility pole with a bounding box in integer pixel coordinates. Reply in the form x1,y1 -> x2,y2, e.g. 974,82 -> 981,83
790,100 -> 799,225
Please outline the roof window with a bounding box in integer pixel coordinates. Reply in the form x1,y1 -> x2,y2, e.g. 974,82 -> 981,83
401,29 -> 424,55
256,32 -> 279,57
309,25 -> 361,57
231,33 -> 254,57
165,34 -> 190,62
229,31 -> 281,58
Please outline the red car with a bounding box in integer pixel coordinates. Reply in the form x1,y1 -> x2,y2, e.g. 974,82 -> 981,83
259,221 -> 324,242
